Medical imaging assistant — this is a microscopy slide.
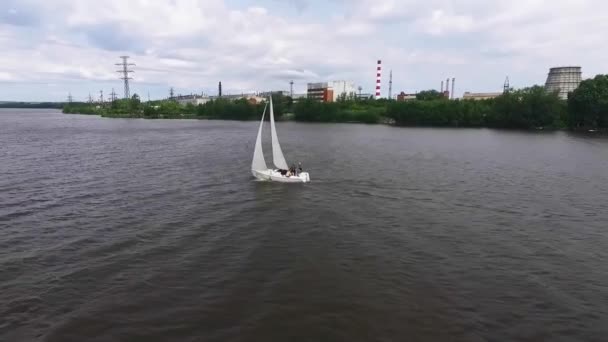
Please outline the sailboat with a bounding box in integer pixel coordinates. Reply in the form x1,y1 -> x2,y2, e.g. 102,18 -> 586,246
251,96 -> 310,183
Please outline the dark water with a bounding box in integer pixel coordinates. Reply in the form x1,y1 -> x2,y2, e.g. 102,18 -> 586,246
1,109 -> 608,342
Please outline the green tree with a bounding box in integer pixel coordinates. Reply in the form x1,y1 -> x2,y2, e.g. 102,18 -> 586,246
416,90 -> 444,101
567,75 -> 608,129
490,86 -> 564,129
130,94 -> 141,112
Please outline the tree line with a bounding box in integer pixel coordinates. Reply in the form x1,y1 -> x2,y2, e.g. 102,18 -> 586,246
386,86 -> 567,129
1,102 -> 65,109
63,74 -> 608,130
63,93 -> 290,120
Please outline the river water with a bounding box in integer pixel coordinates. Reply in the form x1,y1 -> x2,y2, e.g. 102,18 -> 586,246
1,109 -> 607,341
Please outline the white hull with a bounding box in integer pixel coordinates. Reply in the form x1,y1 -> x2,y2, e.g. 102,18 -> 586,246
252,169 -> 310,183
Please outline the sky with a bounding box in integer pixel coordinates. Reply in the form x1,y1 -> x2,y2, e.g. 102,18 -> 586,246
1,0 -> 607,101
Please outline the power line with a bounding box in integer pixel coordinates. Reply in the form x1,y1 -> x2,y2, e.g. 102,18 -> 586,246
115,56 -> 135,99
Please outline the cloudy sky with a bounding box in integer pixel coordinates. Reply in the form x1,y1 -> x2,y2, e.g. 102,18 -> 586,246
1,0 -> 606,101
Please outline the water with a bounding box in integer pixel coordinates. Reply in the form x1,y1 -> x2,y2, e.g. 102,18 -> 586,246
1,109 -> 608,342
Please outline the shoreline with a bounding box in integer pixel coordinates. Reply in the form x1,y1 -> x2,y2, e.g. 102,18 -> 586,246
60,111 -> 608,133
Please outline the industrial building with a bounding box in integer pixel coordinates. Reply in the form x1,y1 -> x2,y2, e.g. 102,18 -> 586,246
462,92 -> 502,101
176,95 -> 211,106
356,93 -> 374,100
307,81 -> 357,102
175,93 -> 265,106
544,66 -> 582,99
307,83 -> 334,102
396,92 -> 417,101
439,78 -> 456,100
259,90 -> 290,98
222,94 -> 265,104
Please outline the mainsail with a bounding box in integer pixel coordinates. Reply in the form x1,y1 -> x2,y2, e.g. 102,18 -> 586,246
269,96 -> 289,170
251,103 -> 268,172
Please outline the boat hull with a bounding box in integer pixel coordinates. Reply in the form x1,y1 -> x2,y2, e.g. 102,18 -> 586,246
252,169 -> 310,183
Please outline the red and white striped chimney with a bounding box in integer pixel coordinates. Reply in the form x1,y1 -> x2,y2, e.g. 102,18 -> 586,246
375,60 -> 382,99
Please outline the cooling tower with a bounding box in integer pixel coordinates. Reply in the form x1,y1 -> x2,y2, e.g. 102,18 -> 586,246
544,66 -> 582,99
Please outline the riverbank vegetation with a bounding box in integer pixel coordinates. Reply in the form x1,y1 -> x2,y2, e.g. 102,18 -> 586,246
386,86 -> 567,129
63,75 -> 608,130
63,93 -> 286,120
1,102 -> 64,109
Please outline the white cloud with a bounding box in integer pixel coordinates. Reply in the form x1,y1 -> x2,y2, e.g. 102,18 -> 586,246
413,10 -> 474,35
0,0 -> 607,101
0,71 -> 14,81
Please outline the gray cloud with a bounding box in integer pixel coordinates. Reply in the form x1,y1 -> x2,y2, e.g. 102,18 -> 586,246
0,3 -> 40,27
78,22 -> 147,53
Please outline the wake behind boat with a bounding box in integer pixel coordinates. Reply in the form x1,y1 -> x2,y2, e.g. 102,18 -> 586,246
251,96 -> 310,183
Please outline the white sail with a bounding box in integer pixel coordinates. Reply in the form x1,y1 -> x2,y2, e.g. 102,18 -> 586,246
269,96 -> 289,170
251,103 -> 268,172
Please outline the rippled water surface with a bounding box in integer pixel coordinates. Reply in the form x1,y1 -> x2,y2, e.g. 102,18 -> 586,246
1,109 -> 608,341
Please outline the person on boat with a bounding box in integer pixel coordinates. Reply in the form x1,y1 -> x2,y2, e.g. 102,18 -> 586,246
289,164 -> 296,176
298,162 -> 303,173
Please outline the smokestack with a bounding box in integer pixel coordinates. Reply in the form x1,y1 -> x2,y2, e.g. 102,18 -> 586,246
375,60 -> 382,99
451,78 -> 455,100
441,80 -> 444,92
446,78 -> 450,98
218,81 -> 222,97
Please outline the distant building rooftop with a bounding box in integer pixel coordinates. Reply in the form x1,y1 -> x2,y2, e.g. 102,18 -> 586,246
462,92 -> 502,100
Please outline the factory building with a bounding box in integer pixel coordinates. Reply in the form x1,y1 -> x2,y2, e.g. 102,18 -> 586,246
396,92 -> 417,101
259,90 -> 291,98
307,81 -> 357,102
307,83 -> 334,102
330,81 -> 357,101
462,92 -> 502,101
220,94 -> 265,104
176,95 -> 211,106
545,66 -> 582,99
176,93 -> 265,106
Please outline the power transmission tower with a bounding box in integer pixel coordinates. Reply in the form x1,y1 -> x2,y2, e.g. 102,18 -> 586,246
148,92 -> 151,103
88,93 -> 93,103
504,76 -> 510,94
290,80 -> 294,98
99,90 -> 104,104
389,70 -> 393,99
110,88 -> 117,103
67,93 -> 73,103
116,56 -> 135,99
169,87 -> 174,100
